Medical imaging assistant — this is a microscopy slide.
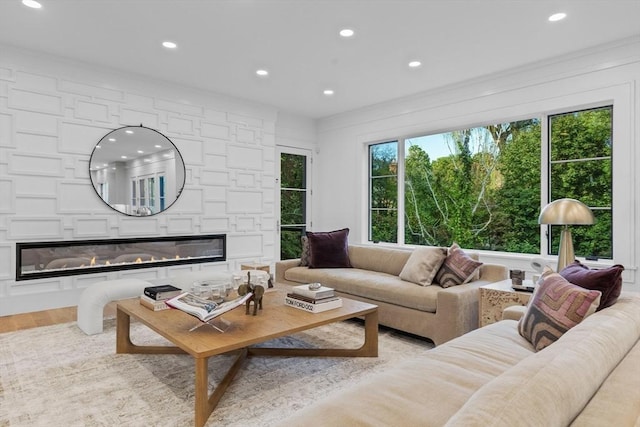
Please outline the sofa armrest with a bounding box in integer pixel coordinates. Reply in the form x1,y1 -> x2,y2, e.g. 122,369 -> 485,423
275,258 -> 302,284
502,305 -> 527,321
479,263 -> 509,282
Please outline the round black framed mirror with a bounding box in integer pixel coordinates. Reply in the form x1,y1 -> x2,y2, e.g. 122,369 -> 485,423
89,125 -> 186,216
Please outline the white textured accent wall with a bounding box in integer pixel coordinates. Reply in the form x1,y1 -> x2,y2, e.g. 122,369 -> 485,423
0,46 -> 313,315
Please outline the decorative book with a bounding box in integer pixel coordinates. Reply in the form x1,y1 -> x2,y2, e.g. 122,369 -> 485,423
286,293 -> 340,304
284,296 -> 342,313
166,292 -> 253,322
139,294 -> 170,311
291,284 -> 335,299
143,284 -> 182,300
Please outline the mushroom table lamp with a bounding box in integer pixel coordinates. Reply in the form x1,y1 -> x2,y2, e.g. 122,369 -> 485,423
538,198 -> 595,272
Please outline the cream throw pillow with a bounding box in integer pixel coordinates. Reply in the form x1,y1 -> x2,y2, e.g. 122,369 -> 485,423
399,247 -> 447,286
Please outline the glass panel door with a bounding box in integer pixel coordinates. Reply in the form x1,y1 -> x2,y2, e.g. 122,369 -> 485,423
277,147 -> 311,260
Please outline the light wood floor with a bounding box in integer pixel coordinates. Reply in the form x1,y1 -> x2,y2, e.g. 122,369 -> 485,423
0,302 -> 117,334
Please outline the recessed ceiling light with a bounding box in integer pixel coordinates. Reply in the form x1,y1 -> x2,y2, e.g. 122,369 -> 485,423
323,89 -> 335,96
137,150 -> 144,154
339,28 -> 355,38
256,69 -> 269,77
154,144 -> 162,148
125,130 -> 134,134
22,0 -> 42,9
162,41 -> 177,49
548,12 -> 567,22
96,145 -> 101,149
121,155 -> 127,159
408,61 -> 422,68
108,138 -> 116,142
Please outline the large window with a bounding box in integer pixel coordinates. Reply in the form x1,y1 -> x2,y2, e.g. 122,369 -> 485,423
548,106 -> 613,259
369,141 -> 398,242
368,106 -> 613,259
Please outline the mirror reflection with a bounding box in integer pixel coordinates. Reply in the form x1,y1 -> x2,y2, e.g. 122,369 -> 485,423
89,125 -> 185,216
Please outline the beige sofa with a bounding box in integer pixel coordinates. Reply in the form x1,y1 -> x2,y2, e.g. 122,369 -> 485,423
276,244 -> 507,345
280,295 -> 640,426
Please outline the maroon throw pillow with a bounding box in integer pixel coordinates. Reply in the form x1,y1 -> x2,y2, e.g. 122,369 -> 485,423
559,261 -> 624,310
306,228 -> 351,269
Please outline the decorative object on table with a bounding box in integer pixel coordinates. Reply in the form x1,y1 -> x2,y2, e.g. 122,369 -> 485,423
139,294 -> 171,311
237,271 -> 265,315
241,262 -> 274,288
538,198 -> 595,272
284,295 -> 343,313
140,284 -> 182,311
509,269 -> 525,286
286,284 -> 342,313
165,291 -> 252,323
143,284 -> 182,300
291,283 -> 335,299
191,281 -> 226,304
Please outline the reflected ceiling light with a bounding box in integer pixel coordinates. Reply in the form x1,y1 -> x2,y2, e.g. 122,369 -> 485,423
256,69 -> 269,77
96,145 -> 101,149
22,0 -> 42,9
108,138 -> 116,142
137,150 -> 144,154
154,144 -> 162,148
548,12 -> 567,22
121,155 -> 127,159
162,41 -> 177,49
339,28 -> 355,37
323,89 -> 334,96
408,60 -> 422,68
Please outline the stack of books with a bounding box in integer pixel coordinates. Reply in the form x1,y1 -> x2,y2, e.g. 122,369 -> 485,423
285,284 -> 342,313
140,284 -> 182,311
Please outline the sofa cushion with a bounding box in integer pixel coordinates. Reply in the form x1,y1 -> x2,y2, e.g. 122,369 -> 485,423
518,270 -> 601,351
347,245 -> 412,276
306,228 -> 351,268
284,266 -> 440,313
446,296 -> 640,427
559,261 -> 624,310
435,243 -> 483,288
399,247 -> 447,286
278,320 -> 535,427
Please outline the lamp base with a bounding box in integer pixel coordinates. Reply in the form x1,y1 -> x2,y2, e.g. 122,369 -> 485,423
557,226 -> 575,272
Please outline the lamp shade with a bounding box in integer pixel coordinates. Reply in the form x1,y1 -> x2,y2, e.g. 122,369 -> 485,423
538,198 -> 595,225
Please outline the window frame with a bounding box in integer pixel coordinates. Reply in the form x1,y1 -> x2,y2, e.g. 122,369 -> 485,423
367,101 -> 617,262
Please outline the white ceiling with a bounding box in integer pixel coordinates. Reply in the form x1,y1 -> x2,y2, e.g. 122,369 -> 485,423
0,0 -> 638,119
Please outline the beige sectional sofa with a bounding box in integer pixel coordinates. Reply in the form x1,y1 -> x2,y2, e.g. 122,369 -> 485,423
280,295 -> 640,426
275,244 -> 507,345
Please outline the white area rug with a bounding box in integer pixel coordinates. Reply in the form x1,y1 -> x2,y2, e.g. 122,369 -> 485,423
0,317 -> 432,426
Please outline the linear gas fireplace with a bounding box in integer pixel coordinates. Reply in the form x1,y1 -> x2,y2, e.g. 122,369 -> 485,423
16,235 -> 226,281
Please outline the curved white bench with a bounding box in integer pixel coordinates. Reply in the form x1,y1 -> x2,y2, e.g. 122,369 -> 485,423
77,278 -> 151,335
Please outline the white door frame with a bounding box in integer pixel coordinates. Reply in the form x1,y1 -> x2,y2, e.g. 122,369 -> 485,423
275,146 -> 313,261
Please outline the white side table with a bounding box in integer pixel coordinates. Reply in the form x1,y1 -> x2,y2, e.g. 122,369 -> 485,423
479,279 -> 533,327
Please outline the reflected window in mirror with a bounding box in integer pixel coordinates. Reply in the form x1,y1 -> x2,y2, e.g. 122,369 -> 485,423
90,125 -> 185,216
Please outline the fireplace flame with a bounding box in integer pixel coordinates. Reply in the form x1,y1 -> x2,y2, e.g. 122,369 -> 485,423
175,255 -> 180,259
135,257 -> 142,263
105,260 -> 110,265
90,257 -> 97,266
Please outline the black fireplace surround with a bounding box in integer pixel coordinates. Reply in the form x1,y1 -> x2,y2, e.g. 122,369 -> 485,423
16,235 -> 226,281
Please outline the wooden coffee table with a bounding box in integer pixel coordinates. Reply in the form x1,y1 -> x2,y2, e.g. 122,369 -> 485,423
116,287 -> 378,427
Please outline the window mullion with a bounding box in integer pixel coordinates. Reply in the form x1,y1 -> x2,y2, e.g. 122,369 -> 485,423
397,139 -> 405,245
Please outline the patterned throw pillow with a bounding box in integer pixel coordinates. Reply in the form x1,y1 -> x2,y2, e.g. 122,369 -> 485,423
299,236 -> 311,266
399,247 -> 447,286
518,271 -> 601,351
559,261 -> 624,310
434,243 -> 483,288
